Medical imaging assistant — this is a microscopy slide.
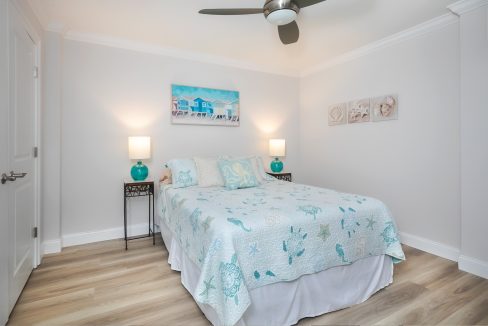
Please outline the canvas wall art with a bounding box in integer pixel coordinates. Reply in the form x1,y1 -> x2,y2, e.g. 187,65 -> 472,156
348,98 -> 371,124
171,84 -> 240,126
372,95 -> 398,122
328,103 -> 347,126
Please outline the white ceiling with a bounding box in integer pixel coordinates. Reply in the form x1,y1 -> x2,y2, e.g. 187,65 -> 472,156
27,0 -> 457,75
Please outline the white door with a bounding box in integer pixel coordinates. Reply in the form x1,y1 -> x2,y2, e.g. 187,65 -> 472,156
5,6 -> 38,313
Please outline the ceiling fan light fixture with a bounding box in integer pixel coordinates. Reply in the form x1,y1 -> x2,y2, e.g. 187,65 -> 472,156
266,9 -> 297,25
198,0 -> 330,45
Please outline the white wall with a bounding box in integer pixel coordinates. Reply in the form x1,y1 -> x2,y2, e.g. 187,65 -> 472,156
458,4 -> 488,276
56,39 -> 299,238
0,0 -> 10,322
41,31 -> 62,250
299,22 -> 461,250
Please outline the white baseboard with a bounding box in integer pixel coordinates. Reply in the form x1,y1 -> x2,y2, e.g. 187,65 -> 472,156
42,239 -> 62,255
399,232 -> 487,279
459,255 -> 488,279
62,223 -> 159,247
399,231 -> 460,262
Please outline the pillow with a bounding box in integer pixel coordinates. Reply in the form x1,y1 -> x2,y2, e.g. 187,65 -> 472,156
194,157 -> 224,187
232,156 -> 265,182
167,159 -> 198,188
255,157 -> 276,181
218,158 -> 260,190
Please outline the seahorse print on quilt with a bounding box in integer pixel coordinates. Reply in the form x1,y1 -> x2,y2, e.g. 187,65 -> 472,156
189,208 -> 202,234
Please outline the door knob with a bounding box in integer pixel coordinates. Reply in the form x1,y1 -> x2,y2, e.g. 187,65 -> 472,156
1,173 -> 15,184
1,171 -> 27,184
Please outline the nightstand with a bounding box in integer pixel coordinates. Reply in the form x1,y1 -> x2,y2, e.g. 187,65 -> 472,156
266,172 -> 292,182
123,179 -> 155,250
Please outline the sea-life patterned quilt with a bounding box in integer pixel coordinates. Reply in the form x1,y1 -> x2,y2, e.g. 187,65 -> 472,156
159,180 -> 405,326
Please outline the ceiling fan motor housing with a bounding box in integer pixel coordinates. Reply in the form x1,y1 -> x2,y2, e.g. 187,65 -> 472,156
264,0 -> 300,25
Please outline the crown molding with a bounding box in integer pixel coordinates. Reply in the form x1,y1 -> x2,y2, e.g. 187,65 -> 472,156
23,2 -> 463,79
62,31 -> 300,78
301,13 -> 459,77
45,22 -> 66,34
448,0 -> 488,16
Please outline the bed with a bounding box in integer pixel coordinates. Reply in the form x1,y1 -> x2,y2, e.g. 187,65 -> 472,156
158,179 -> 405,326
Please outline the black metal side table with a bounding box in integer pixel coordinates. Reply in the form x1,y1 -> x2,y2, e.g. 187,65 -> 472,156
266,172 -> 292,182
123,179 -> 155,250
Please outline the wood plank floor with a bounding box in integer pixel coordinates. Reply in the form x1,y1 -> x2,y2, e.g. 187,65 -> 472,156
8,236 -> 488,325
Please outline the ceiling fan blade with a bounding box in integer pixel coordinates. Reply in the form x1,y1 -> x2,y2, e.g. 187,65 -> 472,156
199,8 -> 263,15
294,0 -> 327,8
278,21 -> 299,45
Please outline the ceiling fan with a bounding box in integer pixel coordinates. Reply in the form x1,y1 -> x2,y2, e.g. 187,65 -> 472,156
199,0 -> 327,45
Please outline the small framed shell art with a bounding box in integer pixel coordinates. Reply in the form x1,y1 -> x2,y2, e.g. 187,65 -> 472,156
372,95 -> 398,122
347,98 -> 371,124
328,103 -> 347,126
328,94 -> 399,127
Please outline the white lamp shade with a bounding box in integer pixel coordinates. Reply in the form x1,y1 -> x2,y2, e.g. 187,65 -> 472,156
269,139 -> 286,157
128,136 -> 151,160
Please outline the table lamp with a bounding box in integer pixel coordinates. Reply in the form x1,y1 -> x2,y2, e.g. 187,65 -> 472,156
269,139 -> 285,173
128,136 -> 151,181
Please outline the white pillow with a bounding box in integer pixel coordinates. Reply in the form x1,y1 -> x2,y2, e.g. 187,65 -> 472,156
194,157 -> 225,187
255,157 -> 276,181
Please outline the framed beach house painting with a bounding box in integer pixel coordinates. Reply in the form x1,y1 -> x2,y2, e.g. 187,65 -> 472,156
171,84 -> 240,126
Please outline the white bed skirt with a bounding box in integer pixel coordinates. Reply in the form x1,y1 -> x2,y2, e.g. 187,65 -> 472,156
159,218 -> 393,326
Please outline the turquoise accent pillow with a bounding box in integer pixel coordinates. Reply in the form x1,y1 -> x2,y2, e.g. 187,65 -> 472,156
167,159 -> 198,188
218,159 -> 260,190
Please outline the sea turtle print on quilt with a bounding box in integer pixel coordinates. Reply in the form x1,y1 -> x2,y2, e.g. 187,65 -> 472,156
160,180 -> 405,326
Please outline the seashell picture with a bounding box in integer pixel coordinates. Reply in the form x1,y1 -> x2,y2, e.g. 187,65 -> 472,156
329,94 -> 398,127
328,103 -> 347,126
372,95 -> 398,122
348,98 -> 370,124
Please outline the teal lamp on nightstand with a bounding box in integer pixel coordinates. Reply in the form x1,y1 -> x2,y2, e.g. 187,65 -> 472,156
269,139 -> 286,173
128,136 -> 151,181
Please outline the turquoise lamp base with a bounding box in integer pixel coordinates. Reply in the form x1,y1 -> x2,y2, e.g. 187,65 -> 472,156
131,161 -> 149,181
270,158 -> 284,173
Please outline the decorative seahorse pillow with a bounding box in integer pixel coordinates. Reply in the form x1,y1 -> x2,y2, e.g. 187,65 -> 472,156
218,158 -> 260,190
167,159 -> 198,188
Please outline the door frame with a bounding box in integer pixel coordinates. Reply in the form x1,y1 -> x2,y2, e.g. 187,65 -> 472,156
9,0 -> 42,267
